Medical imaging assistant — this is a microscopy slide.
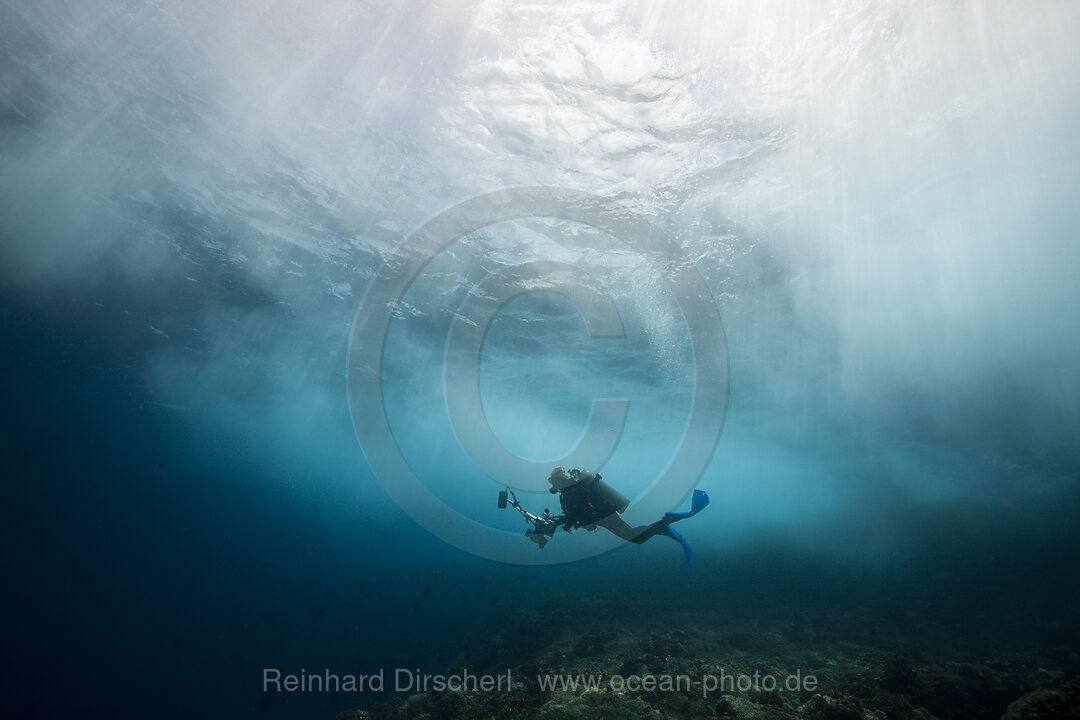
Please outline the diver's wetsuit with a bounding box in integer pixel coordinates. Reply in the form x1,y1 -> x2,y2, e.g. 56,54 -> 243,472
553,474 -> 621,530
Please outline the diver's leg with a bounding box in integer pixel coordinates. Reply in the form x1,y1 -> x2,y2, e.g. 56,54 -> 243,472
596,514 -> 651,541
628,490 -> 711,545
600,491 -> 710,547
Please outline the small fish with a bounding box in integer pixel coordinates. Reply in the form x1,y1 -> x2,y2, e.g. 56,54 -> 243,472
461,597 -> 469,607
309,607 -> 326,638
489,596 -> 500,605
411,600 -> 421,612
265,623 -> 276,632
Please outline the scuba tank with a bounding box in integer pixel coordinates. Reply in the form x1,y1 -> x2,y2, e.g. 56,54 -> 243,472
590,475 -> 630,515
558,469 -> 630,524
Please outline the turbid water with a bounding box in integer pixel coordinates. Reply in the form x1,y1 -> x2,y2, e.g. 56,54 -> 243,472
2,2 -> 1079,718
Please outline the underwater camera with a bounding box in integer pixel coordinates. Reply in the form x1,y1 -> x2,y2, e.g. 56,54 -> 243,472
497,489 -> 508,509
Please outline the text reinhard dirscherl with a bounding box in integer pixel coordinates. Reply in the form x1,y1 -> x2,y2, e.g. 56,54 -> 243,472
262,668 -> 818,697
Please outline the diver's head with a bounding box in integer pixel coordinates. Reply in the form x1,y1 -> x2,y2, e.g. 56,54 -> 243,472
548,467 -> 573,491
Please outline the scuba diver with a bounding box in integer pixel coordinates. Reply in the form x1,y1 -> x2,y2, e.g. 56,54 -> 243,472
498,467 -> 710,562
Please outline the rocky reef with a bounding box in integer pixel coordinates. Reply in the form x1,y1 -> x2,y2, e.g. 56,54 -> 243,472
333,603 -> 1079,720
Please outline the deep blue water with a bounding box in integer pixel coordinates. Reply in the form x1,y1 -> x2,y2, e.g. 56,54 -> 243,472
3,2 -> 1080,718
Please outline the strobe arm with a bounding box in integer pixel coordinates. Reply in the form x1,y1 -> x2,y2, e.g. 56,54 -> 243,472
498,488 -> 560,536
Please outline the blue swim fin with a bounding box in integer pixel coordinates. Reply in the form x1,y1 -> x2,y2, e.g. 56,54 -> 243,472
692,489 -> 709,514
661,525 -> 693,563
629,489 -> 709,562
663,489 -> 710,520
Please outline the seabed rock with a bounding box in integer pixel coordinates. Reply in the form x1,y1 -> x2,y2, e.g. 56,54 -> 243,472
338,611 -> 1076,720
1001,676 -> 1080,720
